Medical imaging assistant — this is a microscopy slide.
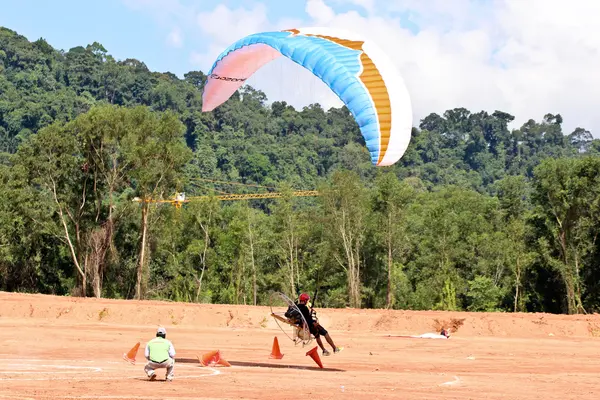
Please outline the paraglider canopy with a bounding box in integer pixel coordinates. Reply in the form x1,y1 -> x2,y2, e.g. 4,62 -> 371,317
201,27 -> 413,167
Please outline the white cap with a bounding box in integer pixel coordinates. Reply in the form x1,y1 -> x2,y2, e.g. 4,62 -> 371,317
157,327 -> 166,335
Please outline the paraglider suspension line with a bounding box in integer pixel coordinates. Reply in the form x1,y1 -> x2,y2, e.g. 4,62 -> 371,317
209,73 -> 246,82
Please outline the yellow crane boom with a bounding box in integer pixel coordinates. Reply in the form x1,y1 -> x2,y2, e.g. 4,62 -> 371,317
192,190 -> 319,201
133,190 -> 320,208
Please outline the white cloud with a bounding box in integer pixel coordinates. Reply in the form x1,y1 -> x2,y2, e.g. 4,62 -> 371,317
191,4 -> 270,73
306,0 -> 336,24
166,27 -> 183,48
122,0 -> 193,26
338,0 -> 376,14
196,4 -> 269,45
185,0 -> 600,136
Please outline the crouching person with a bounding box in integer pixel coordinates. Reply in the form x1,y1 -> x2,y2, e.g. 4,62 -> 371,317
144,327 -> 176,381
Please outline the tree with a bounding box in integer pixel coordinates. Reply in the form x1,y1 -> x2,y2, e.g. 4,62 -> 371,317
495,175 -> 536,311
14,122 -> 90,295
71,105 -> 133,297
272,185 -> 305,298
321,170 -> 370,308
124,107 -> 192,300
405,186 -> 500,311
372,172 -> 416,308
187,195 -> 220,302
531,157 -> 600,314
504,218 -> 537,311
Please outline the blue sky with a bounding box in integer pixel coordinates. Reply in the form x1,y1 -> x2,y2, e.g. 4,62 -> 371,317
1,0 -> 599,136
1,0 -> 206,76
0,0 -> 368,76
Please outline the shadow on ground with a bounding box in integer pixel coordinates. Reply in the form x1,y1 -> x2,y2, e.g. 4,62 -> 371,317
176,358 -> 345,372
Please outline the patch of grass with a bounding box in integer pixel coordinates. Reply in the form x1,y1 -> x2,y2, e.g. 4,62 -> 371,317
259,316 -> 268,328
588,323 -> 600,337
98,307 -> 109,321
56,307 -> 71,318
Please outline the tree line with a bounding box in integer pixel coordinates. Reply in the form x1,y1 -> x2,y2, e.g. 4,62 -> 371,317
1,26 -> 600,314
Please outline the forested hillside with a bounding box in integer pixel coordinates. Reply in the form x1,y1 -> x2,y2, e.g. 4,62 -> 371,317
1,26 -> 599,314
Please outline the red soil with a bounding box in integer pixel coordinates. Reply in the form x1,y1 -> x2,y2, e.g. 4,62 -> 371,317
1,291 -> 599,399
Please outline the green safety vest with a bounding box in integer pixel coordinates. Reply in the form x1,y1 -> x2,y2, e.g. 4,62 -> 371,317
147,337 -> 171,362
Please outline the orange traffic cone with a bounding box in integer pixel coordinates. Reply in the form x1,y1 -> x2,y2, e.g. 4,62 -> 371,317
269,337 -> 284,359
123,342 -> 140,365
306,346 -> 323,369
199,350 -> 219,366
217,356 -> 231,367
198,350 -> 231,367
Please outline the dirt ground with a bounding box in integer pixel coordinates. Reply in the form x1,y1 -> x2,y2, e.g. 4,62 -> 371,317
1,292 -> 600,400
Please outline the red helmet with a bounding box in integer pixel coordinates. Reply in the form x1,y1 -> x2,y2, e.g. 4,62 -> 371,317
299,293 -> 310,302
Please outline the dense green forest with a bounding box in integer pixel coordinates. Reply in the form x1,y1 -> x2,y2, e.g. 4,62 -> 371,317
1,26 -> 600,314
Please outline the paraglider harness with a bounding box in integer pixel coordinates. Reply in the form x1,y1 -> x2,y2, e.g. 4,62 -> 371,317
285,288 -> 319,328
284,303 -> 303,326
284,302 -> 318,327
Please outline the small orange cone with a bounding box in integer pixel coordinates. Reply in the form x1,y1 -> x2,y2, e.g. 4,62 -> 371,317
198,350 -> 231,367
269,337 -> 284,359
123,342 -> 140,365
217,357 -> 231,367
199,350 -> 219,366
306,346 -> 323,369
